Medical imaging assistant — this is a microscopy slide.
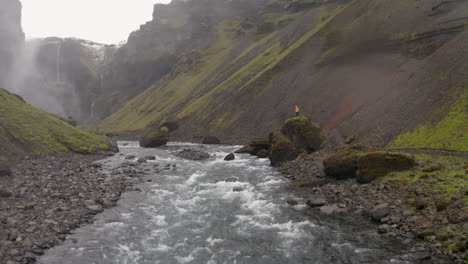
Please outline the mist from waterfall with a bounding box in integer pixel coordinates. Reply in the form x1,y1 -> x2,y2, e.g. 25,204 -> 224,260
7,39 -> 69,117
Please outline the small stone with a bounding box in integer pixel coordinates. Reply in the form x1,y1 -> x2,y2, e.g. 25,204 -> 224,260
413,199 -> 427,210
0,189 -> 12,198
370,203 -> 390,221
125,155 -> 136,160
378,224 -> 390,234
224,153 -> 235,161
320,204 -> 340,214
233,187 -> 244,192
0,162 -> 12,177
145,156 -> 156,160
87,205 -> 104,213
287,199 -> 299,206
307,198 -> 326,207
137,157 -> 147,163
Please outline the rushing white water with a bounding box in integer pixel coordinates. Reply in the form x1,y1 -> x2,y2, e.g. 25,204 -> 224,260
39,142 -> 431,264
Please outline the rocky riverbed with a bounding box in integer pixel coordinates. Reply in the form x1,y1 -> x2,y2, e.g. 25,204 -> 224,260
279,152 -> 467,264
0,152 -> 149,264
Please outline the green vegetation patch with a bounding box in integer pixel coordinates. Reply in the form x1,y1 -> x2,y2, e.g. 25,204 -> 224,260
0,89 -> 108,160
387,93 -> 468,151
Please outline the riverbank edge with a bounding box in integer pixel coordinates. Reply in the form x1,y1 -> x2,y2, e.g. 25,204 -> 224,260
278,150 -> 467,264
0,150 -> 146,264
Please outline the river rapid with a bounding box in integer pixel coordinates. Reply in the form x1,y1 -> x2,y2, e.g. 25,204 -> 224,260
39,142 -> 434,264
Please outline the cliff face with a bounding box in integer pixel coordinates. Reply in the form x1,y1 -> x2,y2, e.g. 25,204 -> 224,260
97,0 -> 468,151
0,0 -> 24,89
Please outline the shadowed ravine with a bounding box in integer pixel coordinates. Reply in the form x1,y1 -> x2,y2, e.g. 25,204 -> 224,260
39,142 -> 444,264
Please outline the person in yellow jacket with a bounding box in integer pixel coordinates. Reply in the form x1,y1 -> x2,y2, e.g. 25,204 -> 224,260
295,105 -> 300,116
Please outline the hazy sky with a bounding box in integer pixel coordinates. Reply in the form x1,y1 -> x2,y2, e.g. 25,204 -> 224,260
21,0 -> 172,44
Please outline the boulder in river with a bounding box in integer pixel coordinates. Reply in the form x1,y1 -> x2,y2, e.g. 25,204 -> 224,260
224,153 -> 235,161
140,127 -> 169,148
176,149 -> 210,160
235,139 -> 270,157
356,152 -> 415,183
202,136 -> 221,144
0,162 -> 12,177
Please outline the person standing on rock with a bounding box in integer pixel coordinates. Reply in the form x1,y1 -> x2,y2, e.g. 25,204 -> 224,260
295,105 -> 300,116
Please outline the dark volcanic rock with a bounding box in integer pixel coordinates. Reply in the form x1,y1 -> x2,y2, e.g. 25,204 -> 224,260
268,130 -> 298,166
140,127 -> 169,148
323,145 -> 372,180
0,162 -> 12,177
281,115 -> 325,153
202,136 -> 221,144
224,153 -> 235,161
356,152 -> 415,183
257,149 -> 269,158
0,188 -> 12,197
176,149 -> 210,160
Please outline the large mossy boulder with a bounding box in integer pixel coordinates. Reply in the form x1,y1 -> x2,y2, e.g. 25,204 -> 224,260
202,136 -> 221,144
323,145 -> 373,179
140,127 -> 169,148
356,152 -> 416,183
269,131 -> 298,166
281,115 -> 326,153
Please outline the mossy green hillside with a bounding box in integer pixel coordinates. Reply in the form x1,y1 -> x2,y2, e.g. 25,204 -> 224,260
99,2 -> 354,133
0,89 -> 109,160
387,93 -> 468,151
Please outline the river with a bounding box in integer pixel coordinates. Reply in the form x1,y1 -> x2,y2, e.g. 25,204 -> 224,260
39,142 -> 434,264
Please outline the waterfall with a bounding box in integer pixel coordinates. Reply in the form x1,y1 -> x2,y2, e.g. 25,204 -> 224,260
90,73 -> 104,120
56,41 -> 61,83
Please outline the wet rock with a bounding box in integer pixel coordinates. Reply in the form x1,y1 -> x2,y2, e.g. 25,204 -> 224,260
319,204 -> 343,214
0,188 -> 12,198
234,145 -> 255,154
202,136 -> 221,144
176,149 -> 210,161
307,198 -> 326,207
140,127 -> 169,148
145,156 -> 156,160
378,224 -> 391,234
268,130 -> 298,166
225,177 -> 238,182
125,155 -> 136,160
257,149 -> 269,158
137,157 -> 147,163
287,199 -> 299,206
356,152 -> 415,183
224,153 -> 235,161
370,203 -> 390,221
0,162 -> 12,177
235,139 -> 269,156
87,205 -> 104,213
232,187 -> 244,192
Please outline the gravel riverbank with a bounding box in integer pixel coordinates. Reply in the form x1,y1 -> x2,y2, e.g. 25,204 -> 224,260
0,152 -> 146,264
279,152 -> 466,264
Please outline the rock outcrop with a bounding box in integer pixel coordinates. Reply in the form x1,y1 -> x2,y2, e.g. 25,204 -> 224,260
202,136 -> 221,144
140,127 -> 169,148
269,116 -> 325,166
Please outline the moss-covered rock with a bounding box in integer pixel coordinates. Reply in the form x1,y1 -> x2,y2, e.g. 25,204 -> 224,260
269,130 -> 298,166
202,136 -> 221,144
140,127 -> 169,148
281,115 -> 326,153
356,152 -> 416,183
323,145 -> 373,179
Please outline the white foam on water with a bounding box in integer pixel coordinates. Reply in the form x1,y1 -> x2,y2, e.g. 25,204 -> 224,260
206,236 -> 224,246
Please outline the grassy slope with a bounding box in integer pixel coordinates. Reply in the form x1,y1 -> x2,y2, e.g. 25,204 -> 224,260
0,89 -> 109,161
387,91 -> 468,152
98,2 -> 352,132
